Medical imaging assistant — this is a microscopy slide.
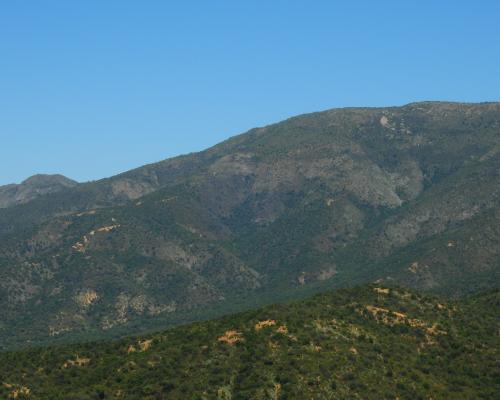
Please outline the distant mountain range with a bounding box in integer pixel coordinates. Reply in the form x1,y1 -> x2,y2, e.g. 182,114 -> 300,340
1,284 -> 498,398
1,101 -> 500,349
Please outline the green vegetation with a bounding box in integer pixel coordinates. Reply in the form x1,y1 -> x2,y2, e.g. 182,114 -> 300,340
1,101 -> 500,349
0,285 -> 498,399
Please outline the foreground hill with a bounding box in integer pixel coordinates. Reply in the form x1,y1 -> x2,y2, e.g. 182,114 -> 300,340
0,285 -> 498,399
2,101 -> 500,348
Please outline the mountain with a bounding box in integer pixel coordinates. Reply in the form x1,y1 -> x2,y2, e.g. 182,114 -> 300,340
1,285 -> 498,399
0,174 -> 77,208
1,101 -> 500,349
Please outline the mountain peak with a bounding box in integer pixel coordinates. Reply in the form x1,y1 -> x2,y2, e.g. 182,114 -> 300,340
21,173 -> 77,187
0,173 -> 78,208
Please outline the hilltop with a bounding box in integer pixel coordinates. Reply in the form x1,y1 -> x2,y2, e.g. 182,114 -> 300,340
0,174 -> 77,208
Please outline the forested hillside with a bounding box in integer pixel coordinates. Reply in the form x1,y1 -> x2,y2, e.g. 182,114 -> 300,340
1,285 -> 498,399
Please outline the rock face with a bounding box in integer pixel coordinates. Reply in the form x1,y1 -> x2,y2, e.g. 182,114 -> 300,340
1,101 -> 500,349
0,174 -> 77,208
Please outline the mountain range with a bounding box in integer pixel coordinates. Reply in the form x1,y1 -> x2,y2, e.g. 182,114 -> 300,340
1,101 -> 500,349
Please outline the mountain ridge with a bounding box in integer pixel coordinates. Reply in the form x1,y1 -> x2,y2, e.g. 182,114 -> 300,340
1,101 -> 500,349
4,101 -> 497,207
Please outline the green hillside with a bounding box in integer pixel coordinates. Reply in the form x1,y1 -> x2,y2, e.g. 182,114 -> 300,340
2,101 -> 500,348
1,285 -> 498,399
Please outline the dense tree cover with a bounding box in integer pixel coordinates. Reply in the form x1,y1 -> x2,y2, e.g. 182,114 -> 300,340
0,284 -> 498,399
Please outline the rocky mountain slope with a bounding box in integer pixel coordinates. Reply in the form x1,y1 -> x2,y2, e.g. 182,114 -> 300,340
1,285 -> 498,399
0,174 -> 77,208
1,101 -> 500,349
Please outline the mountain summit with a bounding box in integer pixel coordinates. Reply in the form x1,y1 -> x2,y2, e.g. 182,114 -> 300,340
0,174 -> 77,208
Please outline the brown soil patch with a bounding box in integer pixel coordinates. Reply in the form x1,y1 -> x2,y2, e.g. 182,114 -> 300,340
255,319 -> 277,331
138,339 -> 153,352
276,325 -> 288,334
63,355 -> 91,368
127,345 -> 137,354
218,330 -> 244,345
408,262 -> 419,273
72,224 -> 120,252
4,384 -> 31,399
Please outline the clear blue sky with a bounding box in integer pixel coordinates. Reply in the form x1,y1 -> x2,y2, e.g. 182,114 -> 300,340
1,1 -> 499,185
